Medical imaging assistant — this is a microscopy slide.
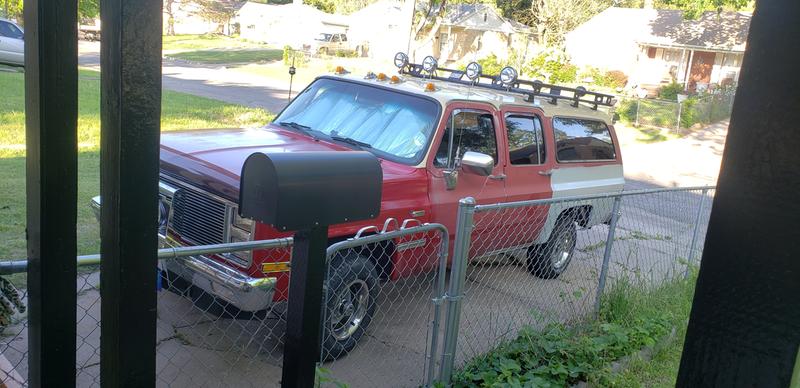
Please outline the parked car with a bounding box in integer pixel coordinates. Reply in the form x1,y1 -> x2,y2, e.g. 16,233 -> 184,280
92,54 -> 624,359
303,32 -> 356,56
0,18 -> 24,67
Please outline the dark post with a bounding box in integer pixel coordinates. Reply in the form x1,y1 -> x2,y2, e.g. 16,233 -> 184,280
281,226 -> 328,387
99,0 -> 162,386
24,0 -> 78,385
677,1 -> 800,386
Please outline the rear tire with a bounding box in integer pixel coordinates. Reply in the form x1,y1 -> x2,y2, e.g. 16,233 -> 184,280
321,253 -> 379,361
527,217 -> 577,279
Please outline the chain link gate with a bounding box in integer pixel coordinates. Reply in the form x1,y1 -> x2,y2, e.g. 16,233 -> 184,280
321,221 -> 449,387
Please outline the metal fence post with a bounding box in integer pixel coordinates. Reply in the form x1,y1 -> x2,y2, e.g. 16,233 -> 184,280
438,197 -> 476,384
594,196 -> 622,316
635,98 -> 641,127
426,228 -> 451,386
684,188 -> 709,278
676,101 -> 682,133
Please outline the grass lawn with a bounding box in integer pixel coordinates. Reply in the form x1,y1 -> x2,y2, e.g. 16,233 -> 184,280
162,34 -> 282,64
0,68 -> 274,262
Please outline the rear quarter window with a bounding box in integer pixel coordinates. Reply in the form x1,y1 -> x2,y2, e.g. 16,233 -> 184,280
552,117 -> 616,162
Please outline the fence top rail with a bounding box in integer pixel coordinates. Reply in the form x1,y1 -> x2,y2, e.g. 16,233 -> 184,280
0,237 -> 295,275
474,185 -> 715,213
326,222 -> 449,260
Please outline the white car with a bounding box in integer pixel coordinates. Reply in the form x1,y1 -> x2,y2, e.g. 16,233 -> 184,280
0,18 -> 24,67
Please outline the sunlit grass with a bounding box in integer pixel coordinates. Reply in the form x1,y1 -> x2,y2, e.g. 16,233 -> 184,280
0,68 -> 274,261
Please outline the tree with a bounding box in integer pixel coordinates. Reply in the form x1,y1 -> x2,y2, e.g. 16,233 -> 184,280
164,0 -> 177,36
654,0 -> 751,19
2,0 -> 23,22
192,0 -> 243,34
496,0 -> 617,46
78,0 -> 100,20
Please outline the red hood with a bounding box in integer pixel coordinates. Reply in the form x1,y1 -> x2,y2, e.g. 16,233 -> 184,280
159,125 -> 421,201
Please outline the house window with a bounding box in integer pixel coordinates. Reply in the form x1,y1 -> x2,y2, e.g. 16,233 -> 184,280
662,49 -> 681,63
647,47 -> 657,59
723,53 -> 741,67
439,33 -> 448,52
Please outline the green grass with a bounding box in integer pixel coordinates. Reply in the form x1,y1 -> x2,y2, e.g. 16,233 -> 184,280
161,34 -> 282,64
451,272 -> 697,387
168,48 -> 283,64
0,68 -> 274,263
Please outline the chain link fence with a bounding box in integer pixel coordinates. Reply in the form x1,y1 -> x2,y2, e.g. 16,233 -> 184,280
436,186 -> 714,382
0,187 -> 714,387
618,94 -> 735,131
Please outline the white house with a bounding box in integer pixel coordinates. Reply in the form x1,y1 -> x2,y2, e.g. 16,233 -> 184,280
565,7 -> 750,92
237,1 -> 349,48
347,0 -> 414,60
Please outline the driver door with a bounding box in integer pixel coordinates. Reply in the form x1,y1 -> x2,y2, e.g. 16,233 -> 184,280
428,102 -> 507,259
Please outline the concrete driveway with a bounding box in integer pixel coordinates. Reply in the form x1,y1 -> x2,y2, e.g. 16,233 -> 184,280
78,41 -> 291,114
0,181 -> 712,387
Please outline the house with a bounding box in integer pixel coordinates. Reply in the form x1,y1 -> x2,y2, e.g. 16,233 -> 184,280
236,1 -> 349,48
413,3 -> 535,65
164,0 -> 235,36
565,7 -> 751,92
347,0 -> 414,60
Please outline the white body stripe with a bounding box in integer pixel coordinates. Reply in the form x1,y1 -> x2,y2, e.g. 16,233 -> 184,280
534,164 -> 625,243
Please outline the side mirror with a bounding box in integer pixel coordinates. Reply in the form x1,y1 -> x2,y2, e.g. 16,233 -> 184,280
460,151 -> 494,176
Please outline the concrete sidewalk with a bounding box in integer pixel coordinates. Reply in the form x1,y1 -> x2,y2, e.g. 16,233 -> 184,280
78,41 -> 291,114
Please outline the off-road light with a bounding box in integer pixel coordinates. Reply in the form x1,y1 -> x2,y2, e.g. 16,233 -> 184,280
394,52 -> 409,69
499,66 -> 518,86
422,56 -> 438,73
575,85 -> 587,97
465,62 -> 482,80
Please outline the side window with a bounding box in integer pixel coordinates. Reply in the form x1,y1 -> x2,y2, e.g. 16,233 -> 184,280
434,110 -> 497,168
332,34 -> 341,42
553,117 -> 616,162
341,34 -> 347,42
505,114 -> 545,165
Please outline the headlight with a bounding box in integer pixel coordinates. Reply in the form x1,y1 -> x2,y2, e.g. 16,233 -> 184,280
232,212 -> 254,232
465,62 -> 482,80
228,210 -> 254,263
499,66 -> 518,86
422,56 -> 438,73
394,52 -> 409,69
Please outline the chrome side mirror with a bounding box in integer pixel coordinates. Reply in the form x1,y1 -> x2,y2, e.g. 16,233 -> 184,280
461,151 -> 494,176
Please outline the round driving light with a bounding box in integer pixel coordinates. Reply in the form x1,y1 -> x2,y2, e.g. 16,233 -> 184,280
394,52 -> 409,69
465,62 -> 482,80
422,56 -> 438,73
575,85 -> 587,97
499,66 -> 518,86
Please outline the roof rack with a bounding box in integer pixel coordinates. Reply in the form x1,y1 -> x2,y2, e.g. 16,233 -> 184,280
397,56 -> 616,110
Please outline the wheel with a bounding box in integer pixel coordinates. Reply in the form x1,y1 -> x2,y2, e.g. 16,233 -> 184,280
322,253 -> 379,361
527,217 -> 577,279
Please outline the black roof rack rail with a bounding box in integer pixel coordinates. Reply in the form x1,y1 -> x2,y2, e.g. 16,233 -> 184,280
399,62 -> 617,110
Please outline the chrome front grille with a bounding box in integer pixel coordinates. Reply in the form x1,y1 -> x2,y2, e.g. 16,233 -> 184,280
170,184 -> 228,246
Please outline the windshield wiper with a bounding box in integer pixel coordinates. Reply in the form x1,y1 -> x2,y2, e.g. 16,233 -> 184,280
278,121 -> 317,139
330,135 -> 372,149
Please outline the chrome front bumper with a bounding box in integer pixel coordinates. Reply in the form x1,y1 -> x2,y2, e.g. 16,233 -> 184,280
91,195 -> 277,312
160,243 -> 277,312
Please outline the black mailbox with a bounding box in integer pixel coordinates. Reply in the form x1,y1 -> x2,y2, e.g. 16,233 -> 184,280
239,151 -> 382,231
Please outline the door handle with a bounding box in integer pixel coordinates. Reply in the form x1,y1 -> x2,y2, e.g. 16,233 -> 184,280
538,170 -> 553,176
488,174 -> 506,180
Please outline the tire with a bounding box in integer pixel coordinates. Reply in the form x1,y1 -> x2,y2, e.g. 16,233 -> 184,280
527,217 -> 577,279
322,253 -> 379,361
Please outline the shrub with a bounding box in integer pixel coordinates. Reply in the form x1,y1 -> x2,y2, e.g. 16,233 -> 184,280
476,54 -> 504,76
282,45 -> 308,67
605,70 -> 628,88
524,49 -> 576,83
657,82 -> 685,101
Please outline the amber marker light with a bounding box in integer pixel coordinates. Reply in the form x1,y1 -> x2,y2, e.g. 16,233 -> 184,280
377,72 -> 387,81
390,75 -> 401,83
424,82 -> 436,92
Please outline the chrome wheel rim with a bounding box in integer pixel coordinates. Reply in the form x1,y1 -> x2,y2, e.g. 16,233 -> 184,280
551,229 -> 574,269
330,279 -> 370,341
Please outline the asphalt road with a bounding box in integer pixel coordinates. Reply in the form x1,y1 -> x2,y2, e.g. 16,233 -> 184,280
78,41 -> 291,114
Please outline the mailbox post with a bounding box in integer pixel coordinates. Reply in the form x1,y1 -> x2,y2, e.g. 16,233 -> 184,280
239,151 -> 382,387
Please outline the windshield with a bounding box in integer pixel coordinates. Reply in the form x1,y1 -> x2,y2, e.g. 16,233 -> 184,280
315,33 -> 332,41
275,78 -> 440,164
